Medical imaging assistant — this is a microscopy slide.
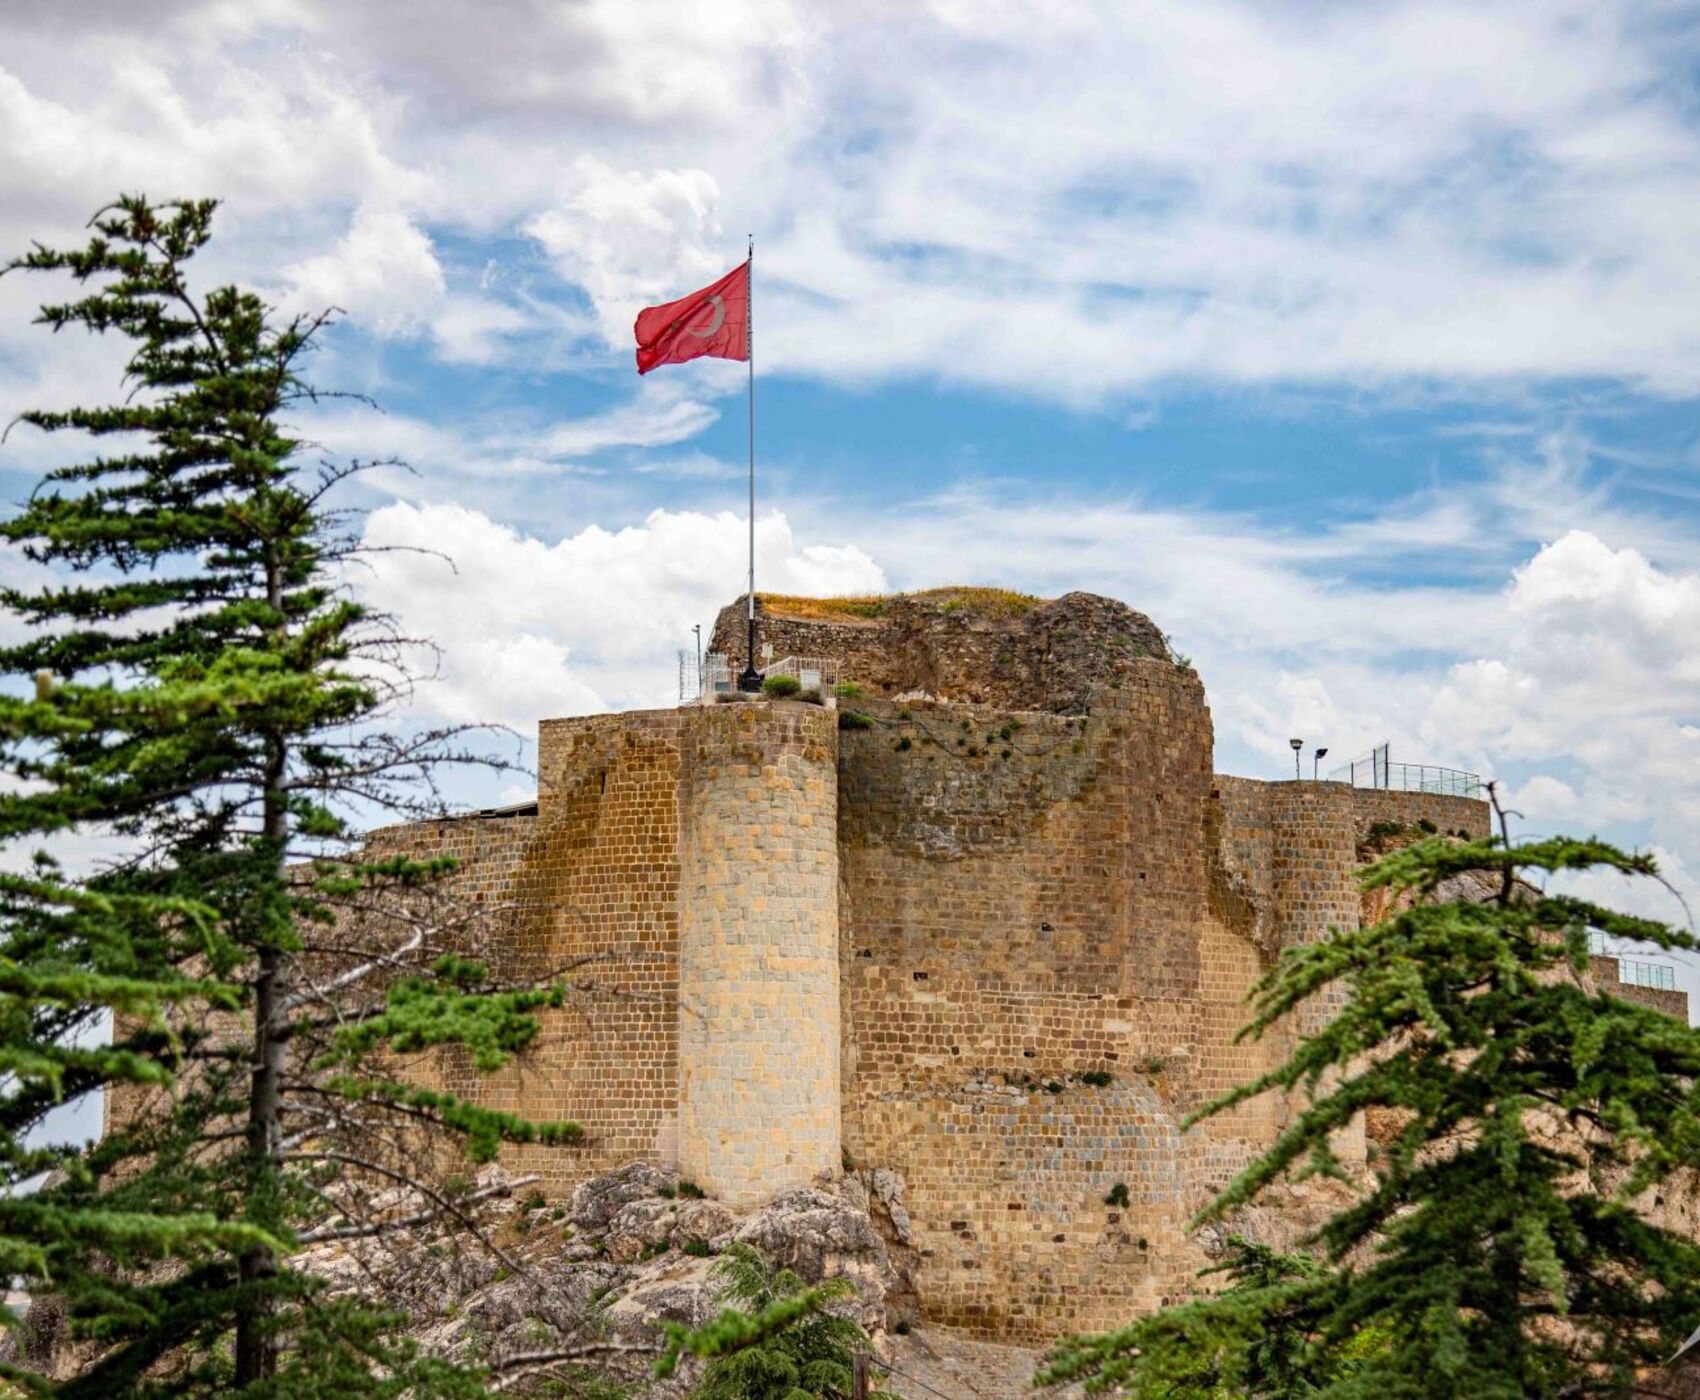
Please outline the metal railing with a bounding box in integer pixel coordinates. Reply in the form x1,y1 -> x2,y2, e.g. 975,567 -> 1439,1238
1588,934 -> 1679,992
1380,763 -> 1482,798
1329,742 -> 1482,799
763,655 -> 841,693
1619,958 -> 1678,992
690,651 -> 734,702
681,652 -> 843,705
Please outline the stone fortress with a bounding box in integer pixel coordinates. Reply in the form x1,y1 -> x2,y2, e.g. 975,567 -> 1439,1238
379,588 -> 1686,1343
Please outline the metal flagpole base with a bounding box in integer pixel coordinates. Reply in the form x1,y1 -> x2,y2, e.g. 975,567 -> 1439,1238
738,666 -> 763,692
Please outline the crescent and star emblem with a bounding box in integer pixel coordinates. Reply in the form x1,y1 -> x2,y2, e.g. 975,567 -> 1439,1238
681,294 -> 725,339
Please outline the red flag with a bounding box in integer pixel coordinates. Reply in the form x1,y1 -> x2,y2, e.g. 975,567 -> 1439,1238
634,261 -> 750,374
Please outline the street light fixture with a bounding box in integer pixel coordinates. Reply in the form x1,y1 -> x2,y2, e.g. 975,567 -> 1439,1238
1289,737 -> 1303,781
1314,746 -> 1329,781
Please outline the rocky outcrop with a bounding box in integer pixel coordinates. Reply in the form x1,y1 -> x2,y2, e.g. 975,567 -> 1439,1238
311,1164 -> 905,1395
709,588 -> 1176,712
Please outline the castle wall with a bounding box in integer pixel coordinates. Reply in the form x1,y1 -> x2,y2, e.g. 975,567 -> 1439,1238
831,714 -> 1498,1343
106,576 -> 1689,1351
327,582 -> 1512,1342
1212,776 -> 1493,955
676,703 -> 842,1205
376,704 -> 844,1203
401,712 -> 688,1192
836,660 -> 1256,1340
1590,955 -> 1689,1020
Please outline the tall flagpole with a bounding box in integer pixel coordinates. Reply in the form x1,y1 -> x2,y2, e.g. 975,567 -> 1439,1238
740,233 -> 761,690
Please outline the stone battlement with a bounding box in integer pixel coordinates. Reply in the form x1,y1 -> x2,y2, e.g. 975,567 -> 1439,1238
365,589 -> 1670,1343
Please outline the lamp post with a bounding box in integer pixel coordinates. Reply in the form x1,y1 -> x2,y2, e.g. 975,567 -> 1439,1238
693,624 -> 702,686
1313,746 -> 1329,781
1289,737 -> 1303,781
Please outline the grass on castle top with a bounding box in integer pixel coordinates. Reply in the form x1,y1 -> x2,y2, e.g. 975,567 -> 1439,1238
755,586 -> 1043,622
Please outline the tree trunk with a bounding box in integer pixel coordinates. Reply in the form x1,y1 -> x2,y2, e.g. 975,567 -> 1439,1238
235,941 -> 284,1385
236,547 -> 289,1387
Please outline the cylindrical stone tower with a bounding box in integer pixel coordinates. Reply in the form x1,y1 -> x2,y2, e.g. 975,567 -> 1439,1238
677,701 -> 841,1206
1268,780 -> 1365,1163
1268,780 -> 1362,1028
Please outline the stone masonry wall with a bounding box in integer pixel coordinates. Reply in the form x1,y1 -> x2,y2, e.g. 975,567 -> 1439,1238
358,656 -> 1505,1343
829,666 -> 1507,1344
105,581 -> 1688,1351
835,658 -> 1274,1341
677,702 -> 842,1206
383,711 -> 689,1193
1589,955 -> 1689,1019
370,703 -> 844,1205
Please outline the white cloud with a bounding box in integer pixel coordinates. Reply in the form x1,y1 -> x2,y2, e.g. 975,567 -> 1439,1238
428,295 -> 534,365
354,501 -> 884,725
1509,774 -> 1585,824
1554,845 -> 1700,932
347,484 -> 1700,902
11,1 -> 1699,393
281,207 -> 445,338
1424,531 -> 1700,853
535,382 -> 721,456
523,156 -> 729,348
292,380 -> 724,486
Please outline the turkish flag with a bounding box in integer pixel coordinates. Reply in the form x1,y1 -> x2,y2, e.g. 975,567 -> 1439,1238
634,261 -> 750,374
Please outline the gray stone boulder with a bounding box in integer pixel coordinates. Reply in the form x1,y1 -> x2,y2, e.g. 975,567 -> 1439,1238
569,1161 -> 675,1230
733,1187 -> 888,1287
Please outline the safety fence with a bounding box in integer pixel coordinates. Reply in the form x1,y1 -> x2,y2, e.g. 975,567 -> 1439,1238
1588,933 -> 1679,991
1328,742 -> 1482,799
1618,958 -> 1678,992
678,652 -> 839,705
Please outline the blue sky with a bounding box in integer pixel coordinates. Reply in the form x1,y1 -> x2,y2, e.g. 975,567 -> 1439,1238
3,1 -> 1700,989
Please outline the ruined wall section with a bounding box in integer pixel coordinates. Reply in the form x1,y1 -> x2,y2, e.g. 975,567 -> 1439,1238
711,591 -> 1171,712
837,659 -> 1274,1340
676,702 -> 842,1206
1212,778 -> 1492,956
1209,779 -> 1493,1177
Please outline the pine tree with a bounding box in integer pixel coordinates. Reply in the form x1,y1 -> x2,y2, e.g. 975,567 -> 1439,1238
0,196 -> 575,1396
654,1243 -> 895,1400
1042,814 -> 1700,1398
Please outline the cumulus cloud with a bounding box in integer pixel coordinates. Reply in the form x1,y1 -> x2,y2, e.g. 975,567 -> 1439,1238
1425,532 -> 1700,851
524,156 -> 729,347
281,207 -> 445,338
354,502 -> 884,726
350,484 -> 1700,903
